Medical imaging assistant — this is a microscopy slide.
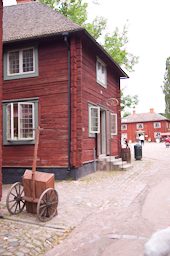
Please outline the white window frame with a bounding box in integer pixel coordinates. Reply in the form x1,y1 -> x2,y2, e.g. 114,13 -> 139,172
6,102 -> 35,141
89,105 -> 100,134
153,122 -> 161,129
7,47 -> 35,76
121,124 -> 127,130
136,123 -> 144,129
96,57 -> 107,87
154,132 -> 161,138
110,113 -> 117,135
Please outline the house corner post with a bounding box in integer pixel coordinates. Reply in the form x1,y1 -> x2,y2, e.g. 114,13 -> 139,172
63,32 -> 72,173
0,0 -> 3,204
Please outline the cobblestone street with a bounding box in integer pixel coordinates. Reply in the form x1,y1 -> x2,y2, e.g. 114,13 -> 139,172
0,142 -> 170,255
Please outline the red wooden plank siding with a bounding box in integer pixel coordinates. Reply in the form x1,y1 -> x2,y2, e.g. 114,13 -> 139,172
3,33 -> 122,174
81,39 -> 121,162
3,39 -> 69,168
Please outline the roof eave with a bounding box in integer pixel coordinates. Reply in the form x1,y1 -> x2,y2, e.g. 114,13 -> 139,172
3,25 -> 129,79
83,30 -> 129,79
3,28 -> 84,45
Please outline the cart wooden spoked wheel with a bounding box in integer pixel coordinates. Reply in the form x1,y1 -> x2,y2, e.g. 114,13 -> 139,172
37,188 -> 58,222
6,182 -> 25,214
6,127 -> 59,222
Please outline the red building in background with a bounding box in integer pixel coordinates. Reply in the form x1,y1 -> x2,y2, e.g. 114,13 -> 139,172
0,0 -> 3,201
121,108 -> 170,143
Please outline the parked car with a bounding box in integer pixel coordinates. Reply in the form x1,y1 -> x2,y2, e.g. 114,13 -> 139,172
165,137 -> 170,148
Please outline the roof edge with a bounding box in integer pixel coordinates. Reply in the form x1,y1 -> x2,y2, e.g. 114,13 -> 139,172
83,30 -> 129,78
3,28 -> 84,44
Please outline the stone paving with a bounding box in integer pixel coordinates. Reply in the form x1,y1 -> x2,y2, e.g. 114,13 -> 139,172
0,142 -> 169,255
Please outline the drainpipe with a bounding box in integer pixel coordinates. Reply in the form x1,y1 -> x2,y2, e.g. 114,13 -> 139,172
63,32 -> 71,173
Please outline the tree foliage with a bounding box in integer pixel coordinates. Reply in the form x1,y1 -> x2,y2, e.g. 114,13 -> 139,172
85,16 -> 107,40
40,0 -> 56,8
162,57 -> 170,118
40,0 -> 139,111
121,90 -> 138,117
103,25 -> 138,72
40,0 -> 107,39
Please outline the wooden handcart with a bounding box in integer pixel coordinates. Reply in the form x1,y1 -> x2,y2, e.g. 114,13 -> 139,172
6,127 -> 58,222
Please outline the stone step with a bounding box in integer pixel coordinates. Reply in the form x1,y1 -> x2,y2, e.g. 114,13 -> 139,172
120,163 -> 133,170
97,156 -> 133,171
112,160 -> 127,166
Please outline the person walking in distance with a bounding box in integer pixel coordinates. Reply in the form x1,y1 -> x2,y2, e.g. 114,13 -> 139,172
139,134 -> 144,145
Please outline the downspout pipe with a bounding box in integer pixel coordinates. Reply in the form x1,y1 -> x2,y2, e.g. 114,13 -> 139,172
63,32 -> 71,173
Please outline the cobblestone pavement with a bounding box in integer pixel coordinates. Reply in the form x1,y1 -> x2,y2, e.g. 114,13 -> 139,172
0,142 -> 170,255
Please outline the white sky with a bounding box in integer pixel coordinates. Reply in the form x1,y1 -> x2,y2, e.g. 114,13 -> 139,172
4,0 -> 169,114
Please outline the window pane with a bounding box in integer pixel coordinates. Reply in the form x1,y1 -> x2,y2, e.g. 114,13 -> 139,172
96,59 -> 107,86
13,103 -> 18,139
19,103 -> 33,139
91,108 -> 98,131
136,123 -> 143,129
7,104 -> 11,139
23,49 -> 34,72
111,114 -> 117,135
89,106 -> 100,133
9,51 -> 19,74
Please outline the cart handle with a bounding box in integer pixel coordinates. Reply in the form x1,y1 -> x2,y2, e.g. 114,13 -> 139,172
32,126 -> 40,200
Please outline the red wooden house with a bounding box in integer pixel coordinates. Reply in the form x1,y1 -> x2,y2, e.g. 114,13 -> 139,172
2,0 -> 128,183
121,108 -> 170,143
0,0 -> 2,199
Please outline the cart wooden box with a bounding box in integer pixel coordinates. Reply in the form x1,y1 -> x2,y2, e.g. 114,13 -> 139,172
23,170 -> 55,214
6,127 -> 58,222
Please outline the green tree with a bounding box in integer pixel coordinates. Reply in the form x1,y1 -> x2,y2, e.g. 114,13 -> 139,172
85,16 -> 107,40
40,0 -> 139,110
40,0 -> 107,39
162,57 -> 170,118
40,0 -> 56,8
103,24 -> 138,72
121,90 -> 138,117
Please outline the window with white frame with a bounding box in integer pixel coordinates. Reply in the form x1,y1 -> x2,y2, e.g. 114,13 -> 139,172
121,124 -> 127,130
96,58 -> 107,87
8,48 -> 34,75
110,113 -> 117,135
136,123 -> 144,129
89,105 -> 100,133
4,47 -> 38,80
154,132 -> 161,138
153,122 -> 161,128
3,99 -> 38,144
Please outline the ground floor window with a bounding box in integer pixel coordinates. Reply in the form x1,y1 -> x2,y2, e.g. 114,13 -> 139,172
89,105 -> 100,134
110,113 -> 117,135
3,98 -> 38,145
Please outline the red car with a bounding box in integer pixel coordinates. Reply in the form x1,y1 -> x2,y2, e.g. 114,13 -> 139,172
165,137 -> 170,143
165,137 -> 170,147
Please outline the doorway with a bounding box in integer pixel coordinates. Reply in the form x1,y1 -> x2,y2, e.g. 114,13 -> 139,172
98,109 -> 106,156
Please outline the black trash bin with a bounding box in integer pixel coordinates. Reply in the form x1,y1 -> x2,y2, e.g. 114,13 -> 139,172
134,143 -> 142,160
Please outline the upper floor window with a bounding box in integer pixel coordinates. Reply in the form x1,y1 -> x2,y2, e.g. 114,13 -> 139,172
136,123 -> 144,129
96,58 -> 107,87
153,122 -> 161,128
121,124 -> 127,130
4,47 -> 38,80
110,113 -> 117,135
3,98 -> 38,145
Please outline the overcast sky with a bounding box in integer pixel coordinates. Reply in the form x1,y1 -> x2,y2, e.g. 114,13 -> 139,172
4,0 -> 169,114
